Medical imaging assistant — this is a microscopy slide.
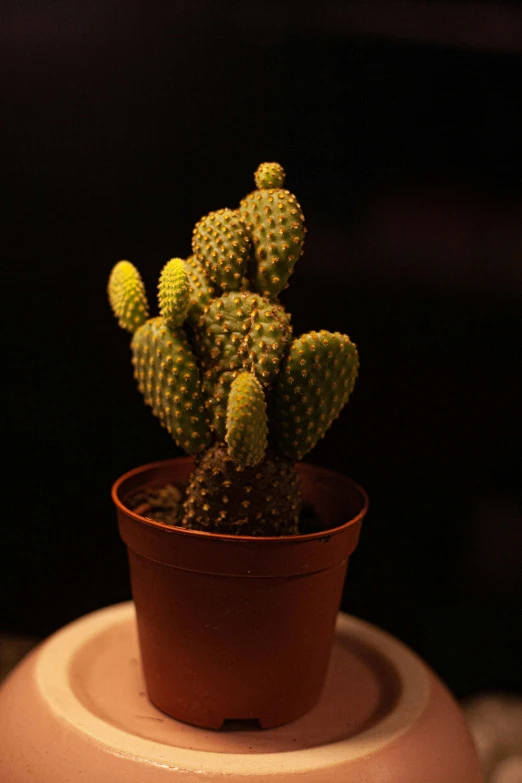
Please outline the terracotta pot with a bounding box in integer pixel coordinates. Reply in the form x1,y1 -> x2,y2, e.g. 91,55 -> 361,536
112,457 -> 368,730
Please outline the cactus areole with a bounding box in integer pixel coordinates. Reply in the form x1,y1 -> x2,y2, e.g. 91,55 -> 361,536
108,163 -> 360,536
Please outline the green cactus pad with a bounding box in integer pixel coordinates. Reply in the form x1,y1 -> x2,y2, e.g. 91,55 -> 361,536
196,291 -> 292,387
184,255 -> 217,326
182,443 -> 301,535
274,330 -> 359,459
192,208 -> 251,292
239,188 -> 305,298
131,317 -> 212,454
254,162 -> 285,189
158,258 -> 190,330
226,372 -> 268,467
108,260 -> 149,334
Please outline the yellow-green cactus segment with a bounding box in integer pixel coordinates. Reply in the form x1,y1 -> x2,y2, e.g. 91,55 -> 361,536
274,330 -> 359,460
158,258 -> 190,330
254,162 -> 285,189
184,255 -> 217,326
196,291 -> 292,388
108,260 -> 149,334
226,372 -> 268,467
192,208 -> 251,292
239,188 -> 305,298
131,317 -> 212,454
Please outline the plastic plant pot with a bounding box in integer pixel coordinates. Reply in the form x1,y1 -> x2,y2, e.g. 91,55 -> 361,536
112,457 -> 368,729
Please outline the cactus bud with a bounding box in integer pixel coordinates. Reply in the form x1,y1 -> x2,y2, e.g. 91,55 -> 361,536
254,162 -> 286,189
158,258 -> 190,330
226,372 -> 268,467
108,260 -> 149,334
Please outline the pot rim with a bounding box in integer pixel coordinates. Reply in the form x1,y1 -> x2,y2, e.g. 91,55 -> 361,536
111,456 -> 369,544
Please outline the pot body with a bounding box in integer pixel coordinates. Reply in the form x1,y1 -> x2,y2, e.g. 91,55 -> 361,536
112,457 -> 368,729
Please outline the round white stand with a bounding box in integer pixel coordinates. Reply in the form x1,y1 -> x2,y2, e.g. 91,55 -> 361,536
0,602 -> 482,782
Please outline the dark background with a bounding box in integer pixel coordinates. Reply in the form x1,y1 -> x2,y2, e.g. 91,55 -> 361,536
2,0 -> 521,701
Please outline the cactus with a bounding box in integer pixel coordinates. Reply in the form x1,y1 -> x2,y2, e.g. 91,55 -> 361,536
108,260 -> 149,333
192,209 -> 250,292
158,258 -> 190,329
239,162 -> 306,298
226,372 -> 268,467
181,443 -> 301,535
196,292 -> 292,387
131,317 -> 212,455
273,331 -> 359,460
184,255 -> 218,327
108,163 -> 359,535
254,162 -> 286,189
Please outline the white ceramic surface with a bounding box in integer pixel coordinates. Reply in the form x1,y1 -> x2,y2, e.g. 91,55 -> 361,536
0,602 -> 483,781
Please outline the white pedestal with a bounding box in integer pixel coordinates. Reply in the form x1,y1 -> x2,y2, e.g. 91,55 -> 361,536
0,602 -> 482,782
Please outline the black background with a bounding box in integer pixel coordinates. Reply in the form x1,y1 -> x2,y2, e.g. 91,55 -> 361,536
2,1 -> 521,701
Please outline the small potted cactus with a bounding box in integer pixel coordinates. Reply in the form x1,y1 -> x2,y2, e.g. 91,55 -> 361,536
108,163 -> 368,730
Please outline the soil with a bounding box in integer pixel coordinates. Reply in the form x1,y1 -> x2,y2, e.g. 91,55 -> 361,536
127,483 -> 323,535
128,483 -> 185,527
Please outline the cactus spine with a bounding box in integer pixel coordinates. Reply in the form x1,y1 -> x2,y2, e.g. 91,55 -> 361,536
108,163 -> 359,535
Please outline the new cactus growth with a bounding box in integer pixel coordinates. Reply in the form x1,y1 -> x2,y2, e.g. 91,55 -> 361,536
226,372 -> 268,467
108,260 -> 149,333
158,257 -> 190,329
108,163 -> 359,535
